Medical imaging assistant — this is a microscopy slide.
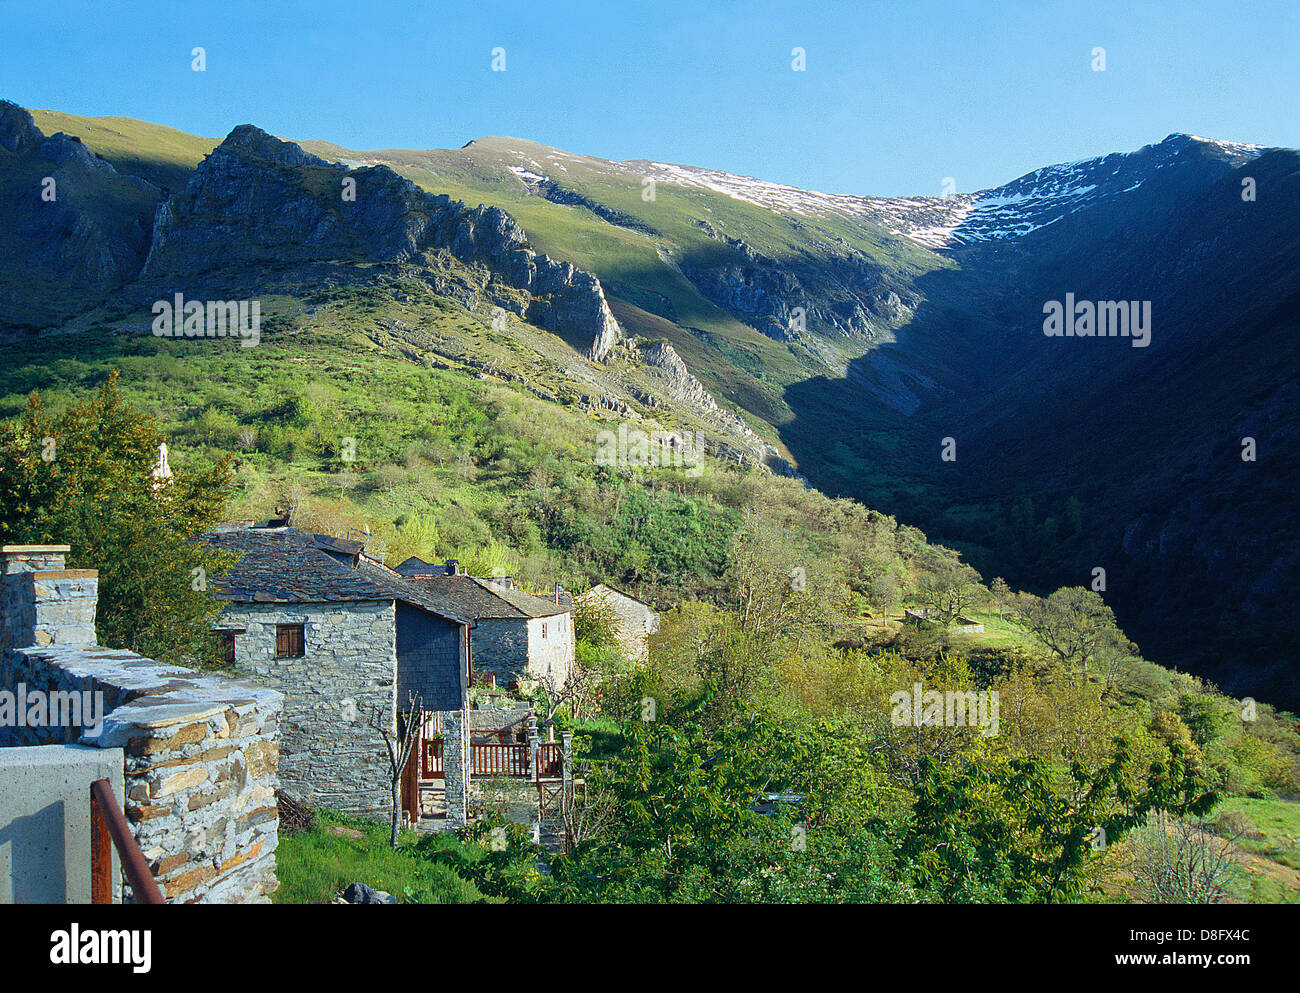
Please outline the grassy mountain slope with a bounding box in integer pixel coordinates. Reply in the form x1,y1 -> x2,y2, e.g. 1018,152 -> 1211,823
4,108 -> 1300,905
28,108 -> 216,191
7,104 -> 1299,711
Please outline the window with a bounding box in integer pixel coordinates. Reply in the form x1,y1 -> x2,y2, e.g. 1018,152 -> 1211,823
215,630 -> 236,665
541,622 -> 547,639
275,623 -> 305,659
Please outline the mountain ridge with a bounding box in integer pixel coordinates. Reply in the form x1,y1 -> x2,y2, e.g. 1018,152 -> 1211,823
4,100 -> 1298,707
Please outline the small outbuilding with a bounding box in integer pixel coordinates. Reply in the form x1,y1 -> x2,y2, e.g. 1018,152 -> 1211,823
576,583 -> 659,661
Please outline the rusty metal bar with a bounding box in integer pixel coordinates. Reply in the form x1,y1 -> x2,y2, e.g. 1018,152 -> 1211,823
90,778 -> 165,905
90,785 -> 112,904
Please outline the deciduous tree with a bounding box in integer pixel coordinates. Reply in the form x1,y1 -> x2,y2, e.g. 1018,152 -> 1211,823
0,372 -> 235,665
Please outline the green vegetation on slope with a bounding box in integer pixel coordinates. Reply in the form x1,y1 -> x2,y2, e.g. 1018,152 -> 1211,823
28,109 -> 216,191
273,809 -> 493,904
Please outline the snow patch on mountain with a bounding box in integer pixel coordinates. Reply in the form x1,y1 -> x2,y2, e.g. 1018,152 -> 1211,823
507,165 -> 547,184
619,134 -> 1269,251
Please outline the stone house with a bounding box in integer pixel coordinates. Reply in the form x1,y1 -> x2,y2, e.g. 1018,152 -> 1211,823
904,607 -> 985,634
206,526 -> 473,814
395,559 -> 574,690
575,583 -> 658,661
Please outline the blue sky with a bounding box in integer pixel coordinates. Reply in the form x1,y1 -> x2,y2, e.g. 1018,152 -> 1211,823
2,0 -> 1295,196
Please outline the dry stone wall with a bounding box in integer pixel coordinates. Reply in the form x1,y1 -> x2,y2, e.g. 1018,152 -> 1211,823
0,545 -> 283,904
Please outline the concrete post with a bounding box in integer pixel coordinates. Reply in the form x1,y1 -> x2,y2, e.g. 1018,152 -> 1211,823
0,744 -> 125,904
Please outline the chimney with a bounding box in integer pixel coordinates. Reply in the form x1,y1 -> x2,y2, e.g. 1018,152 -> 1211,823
0,545 -> 98,654
445,559 -> 460,576
555,582 -> 563,604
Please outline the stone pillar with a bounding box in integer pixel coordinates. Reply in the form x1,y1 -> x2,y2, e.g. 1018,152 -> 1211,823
443,710 -> 470,829
0,545 -> 98,655
561,731 -> 573,823
528,730 -> 540,783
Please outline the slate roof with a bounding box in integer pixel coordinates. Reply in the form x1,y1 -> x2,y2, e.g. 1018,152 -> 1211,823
394,556 -> 436,577
579,583 -> 655,610
354,560 -> 473,625
399,573 -> 571,620
204,527 -> 471,624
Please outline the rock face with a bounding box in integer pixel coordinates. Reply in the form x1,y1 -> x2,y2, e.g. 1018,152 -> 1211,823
641,341 -> 802,478
642,341 -> 720,411
0,100 -> 43,155
680,235 -> 917,344
143,125 -> 621,359
0,101 -> 160,327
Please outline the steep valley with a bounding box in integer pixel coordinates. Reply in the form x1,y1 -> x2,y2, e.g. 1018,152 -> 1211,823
2,100 -> 1297,707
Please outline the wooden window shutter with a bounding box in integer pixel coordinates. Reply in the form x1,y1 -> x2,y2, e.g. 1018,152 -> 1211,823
276,623 -> 304,659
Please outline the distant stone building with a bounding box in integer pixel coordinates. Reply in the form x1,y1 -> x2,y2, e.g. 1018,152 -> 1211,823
206,526 -> 473,813
576,583 -> 659,661
904,607 -> 985,634
395,559 -> 574,690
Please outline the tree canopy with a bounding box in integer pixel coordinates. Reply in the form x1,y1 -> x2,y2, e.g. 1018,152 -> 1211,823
0,372 -> 235,664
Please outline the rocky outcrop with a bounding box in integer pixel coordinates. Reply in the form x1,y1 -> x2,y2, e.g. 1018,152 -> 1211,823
641,341 -> 803,478
643,341 -> 722,411
0,100 -> 44,155
0,101 -> 160,327
680,234 -> 917,344
527,176 -> 658,236
143,126 -> 621,359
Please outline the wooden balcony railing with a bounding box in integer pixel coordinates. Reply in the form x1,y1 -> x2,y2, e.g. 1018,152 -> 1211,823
538,742 -> 563,777
418,739 -> 564,780
91,778 -> 165,905
421,737 -> 446,779
471,743 -> 529,777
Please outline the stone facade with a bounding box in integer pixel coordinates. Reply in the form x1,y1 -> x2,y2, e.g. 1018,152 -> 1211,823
216,599 -> 398,814
577,584 -> 658,662
0,546 -> 282,904
528,613 -> 573,688
473,614 -> 572,689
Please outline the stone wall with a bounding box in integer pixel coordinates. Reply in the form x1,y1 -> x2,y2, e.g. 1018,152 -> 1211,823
471,702 -> 532,739
443,710 -> 469,828
578,586 -> 657,662
217,599 -> 397,813
0,546 -> 282,904
527,613 -> 573,688
473,614 -> 573,688
471,618 -> 529,685
0,545 -> 96,656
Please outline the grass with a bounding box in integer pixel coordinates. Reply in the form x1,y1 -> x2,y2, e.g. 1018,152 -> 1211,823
28,109 -> 217,191
1217,796 -> 1300,902
950,610 -> 1038,651
273,808 -> 495,904
1213,796 -> 1300,871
